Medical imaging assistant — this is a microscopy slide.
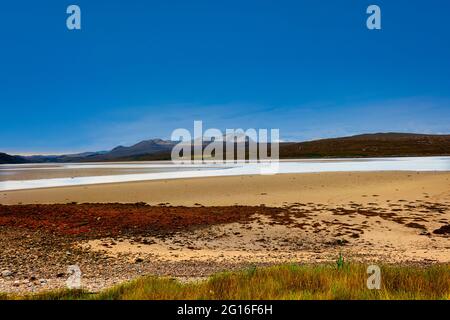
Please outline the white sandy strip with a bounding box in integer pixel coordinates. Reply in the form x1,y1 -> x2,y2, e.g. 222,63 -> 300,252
1,157 -> 450,191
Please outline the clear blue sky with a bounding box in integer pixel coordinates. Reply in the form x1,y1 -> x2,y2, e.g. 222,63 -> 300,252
1,0 -> 449,154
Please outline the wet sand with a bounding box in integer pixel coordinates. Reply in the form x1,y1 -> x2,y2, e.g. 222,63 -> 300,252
0,167 -> 199,182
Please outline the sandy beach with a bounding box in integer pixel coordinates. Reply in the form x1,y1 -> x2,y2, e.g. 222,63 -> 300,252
1,171 -> 450,293
2,171 -> 450,206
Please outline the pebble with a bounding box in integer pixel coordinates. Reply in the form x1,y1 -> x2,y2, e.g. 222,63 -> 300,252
1,270 -> 13,277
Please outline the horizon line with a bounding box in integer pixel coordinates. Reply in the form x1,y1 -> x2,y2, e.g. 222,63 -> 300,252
3,131 -> 450,157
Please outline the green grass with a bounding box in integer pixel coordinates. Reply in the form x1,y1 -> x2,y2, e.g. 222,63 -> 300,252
3,263 -> 450,300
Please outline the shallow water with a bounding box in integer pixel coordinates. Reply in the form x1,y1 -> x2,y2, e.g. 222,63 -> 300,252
1,157 -> 450,191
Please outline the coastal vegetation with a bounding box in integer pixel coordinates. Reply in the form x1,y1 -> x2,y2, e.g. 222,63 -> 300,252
3,263 -> 450,300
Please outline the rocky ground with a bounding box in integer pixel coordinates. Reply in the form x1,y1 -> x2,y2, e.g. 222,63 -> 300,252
0,201 -> 449,294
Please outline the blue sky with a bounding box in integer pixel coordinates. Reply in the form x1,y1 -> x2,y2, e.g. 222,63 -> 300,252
1,0 -> 449,154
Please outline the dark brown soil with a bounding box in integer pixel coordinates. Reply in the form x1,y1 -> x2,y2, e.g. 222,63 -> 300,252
433,225 -> 450,235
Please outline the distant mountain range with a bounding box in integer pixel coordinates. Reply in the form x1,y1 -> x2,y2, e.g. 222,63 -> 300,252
1,133 -> 450,164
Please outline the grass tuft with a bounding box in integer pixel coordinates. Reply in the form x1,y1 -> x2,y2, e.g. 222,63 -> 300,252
2,263 -> 449,300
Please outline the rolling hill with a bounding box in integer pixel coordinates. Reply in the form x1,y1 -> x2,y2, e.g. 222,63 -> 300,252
1,133 -> 449,164
280,133 -> 450,158
106,133 -> 450,161
0,153 -> 29,164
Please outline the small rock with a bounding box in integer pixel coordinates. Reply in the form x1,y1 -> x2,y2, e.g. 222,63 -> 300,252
1,270 -> 13,277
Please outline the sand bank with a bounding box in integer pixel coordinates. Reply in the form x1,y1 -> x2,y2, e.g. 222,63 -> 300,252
1,171 -> 450,207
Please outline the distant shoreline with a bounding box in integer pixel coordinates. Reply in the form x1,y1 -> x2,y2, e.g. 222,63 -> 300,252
1,157 -> 450,192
